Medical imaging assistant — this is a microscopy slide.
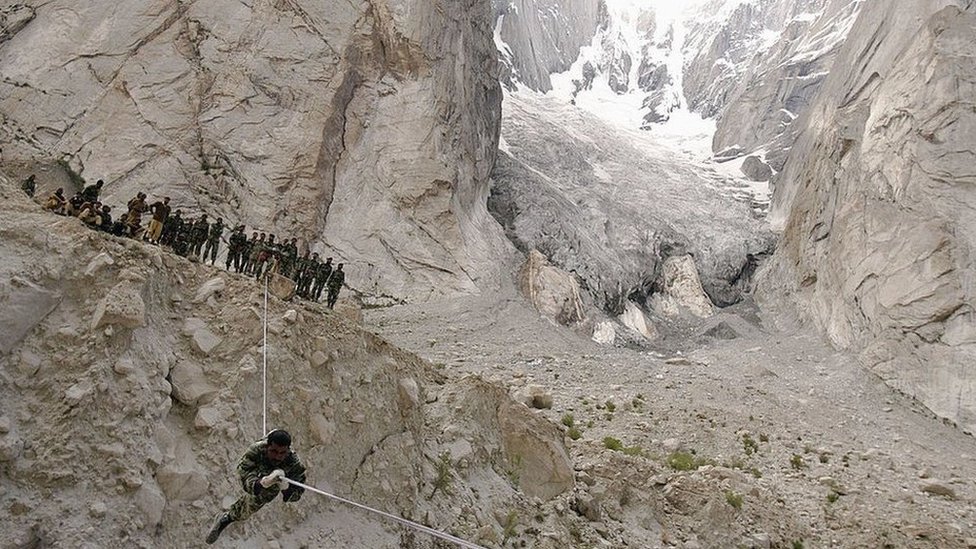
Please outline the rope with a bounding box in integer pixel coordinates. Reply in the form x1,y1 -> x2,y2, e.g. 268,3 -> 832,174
283,478 -> 488,549
262,274 -> 269,435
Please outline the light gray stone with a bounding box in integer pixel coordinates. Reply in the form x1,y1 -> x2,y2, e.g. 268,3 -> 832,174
0,277 -> 61,353
168,361 -> 217,406
91,282 -> 146,331
192,277 -> 226,304
650,255 -> 714,319
517,250 -> 585,325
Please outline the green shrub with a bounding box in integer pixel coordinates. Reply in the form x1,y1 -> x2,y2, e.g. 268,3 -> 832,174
666,451 -> 714,471
725,490 -> 743,510
567,427 -> 582,440
561,414 -> 575,428
603,437 -> 624,451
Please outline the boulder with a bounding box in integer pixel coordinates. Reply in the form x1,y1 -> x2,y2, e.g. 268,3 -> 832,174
192,277 -> 226,304
619,301 -> 657,340
190,327 -> 222,356
134,481 -> 166,528
267,273 -> 296,301
498,399 -> 574,499
333,297 -> 363,325
518,250 -> 585,325
519,385 -> 554,410
650,255 -> 714,319
168,361 -> 217,406
592,321 -> 615,345
91,282 -> 146,330
741,155 -> 773,182
83,252 -> 115,277
156,463 -> 209,502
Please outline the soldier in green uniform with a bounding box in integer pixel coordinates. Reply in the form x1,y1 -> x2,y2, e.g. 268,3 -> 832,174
280,237 -> 299,279
326,263 -> 344,309
206,429 -> 306,544
191,214 -> 210,259
226,225 -> 246,272
312,257 -> 333,302
203,217 -> 224,265
20,175 -> 36,197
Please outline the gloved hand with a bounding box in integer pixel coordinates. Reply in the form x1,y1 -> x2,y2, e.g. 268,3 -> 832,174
259,469 -> 285,488
277,476 -> 290,490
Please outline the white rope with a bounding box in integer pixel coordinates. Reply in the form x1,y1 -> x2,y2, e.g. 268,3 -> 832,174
262,274 -> 269,435
284,478 -> 488,549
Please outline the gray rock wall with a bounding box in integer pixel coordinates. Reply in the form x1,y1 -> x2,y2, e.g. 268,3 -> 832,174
0,0 -> 513,303
493,0 -> 604,92
683,0 -> 859,169
759,1 -> 976,432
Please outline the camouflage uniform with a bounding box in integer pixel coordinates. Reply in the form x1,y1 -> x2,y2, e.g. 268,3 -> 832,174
203,218 -> 224,265
313,258 -> 333,301
228,440 -> 306,521
326,265 -> 344,309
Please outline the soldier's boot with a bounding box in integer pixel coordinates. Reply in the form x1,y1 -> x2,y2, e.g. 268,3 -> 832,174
206,512 -> 233,544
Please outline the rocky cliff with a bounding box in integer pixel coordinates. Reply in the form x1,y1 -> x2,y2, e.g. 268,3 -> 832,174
759,0 -> 976,432
683,0 -> 861,174
493,0 -> 604,92
0,0 -> 513,304
0,174 -> 586,547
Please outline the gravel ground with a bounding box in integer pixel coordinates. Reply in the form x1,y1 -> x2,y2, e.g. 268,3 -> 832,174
366,289 -> 976,548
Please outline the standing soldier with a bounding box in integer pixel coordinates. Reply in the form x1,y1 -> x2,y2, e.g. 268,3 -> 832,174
174,215 -> 196,257
313,257 -> 333,302
161,209 -> 183,247
241,231 -> 258,274
293,251 -> 311,297
125,192 -> 149,238
326,263 -> 344,309
226,225 -> 246,272
191,214 -> 209,259
280,237 -> 299,279
249,233 -> 267,278
203,217 -> 224,265
205,429 -> 306,544
21,175 -> 36,197
146,197 -> 171,244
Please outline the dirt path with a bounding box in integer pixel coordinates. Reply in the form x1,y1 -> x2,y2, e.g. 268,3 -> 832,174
366,291 -> 976,548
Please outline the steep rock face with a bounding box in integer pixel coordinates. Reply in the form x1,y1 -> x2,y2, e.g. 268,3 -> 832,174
759,2 -> 976,431
493,0 -> 604,92
0,0 -> 513,303
684,0 -> 860,168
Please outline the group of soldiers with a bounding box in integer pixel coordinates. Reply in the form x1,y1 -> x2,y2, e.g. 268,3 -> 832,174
28,175 -> 346,308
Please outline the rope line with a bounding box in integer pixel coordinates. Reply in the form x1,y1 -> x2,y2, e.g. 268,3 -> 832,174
262,274 -> 269,435
284,478 -> 488,549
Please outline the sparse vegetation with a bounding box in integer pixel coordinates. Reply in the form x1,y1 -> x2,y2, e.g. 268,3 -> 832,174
561,413 -> 575,428
567,427 -> 582,440
666,451 -> 715,471
603,437 -> 624,451
505,454 -> 522,487
826,491 -> 840,504
742,433 -> 759,456
502,509 -> 518,542
725,490 -> 744,510
605,400 -> 616,413
429,451 -> 453,499
790,454 -> 806,470
792,541 -> 805,549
